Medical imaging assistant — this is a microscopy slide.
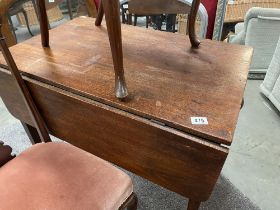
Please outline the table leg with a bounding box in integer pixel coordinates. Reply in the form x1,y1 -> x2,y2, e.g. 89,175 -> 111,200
187,199 -> 201,210
21,122 -> 42,144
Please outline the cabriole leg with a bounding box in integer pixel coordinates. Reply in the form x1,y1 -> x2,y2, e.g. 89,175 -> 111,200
187,199 -> 201,210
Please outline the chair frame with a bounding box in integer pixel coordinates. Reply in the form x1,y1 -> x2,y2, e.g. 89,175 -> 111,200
0,17 -> 137,210
36,0 -> 201,99
8,0 -> 36,41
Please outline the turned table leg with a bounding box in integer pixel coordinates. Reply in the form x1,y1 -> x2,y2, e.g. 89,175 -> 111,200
187,199 -> 201,210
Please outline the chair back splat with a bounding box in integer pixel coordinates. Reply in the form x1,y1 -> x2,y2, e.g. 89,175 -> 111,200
0,22 -> 51,143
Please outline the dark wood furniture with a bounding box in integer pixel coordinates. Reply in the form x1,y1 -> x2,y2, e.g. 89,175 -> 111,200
0,0 -> 17,47
41,0 -> 73,19
76,0 -> 98,17
0,20 -> 137,210
0,17 -> 253,210
120,2 -> 177,33
0,0 -> 73,47
8,0 -> 36,40
95,0 -> 201,99
37,0 -> 201,99
0,141 -> 15,167
120,2 -> 149,28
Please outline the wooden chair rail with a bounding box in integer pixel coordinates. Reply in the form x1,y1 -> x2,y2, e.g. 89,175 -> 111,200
0,21 -> 50,142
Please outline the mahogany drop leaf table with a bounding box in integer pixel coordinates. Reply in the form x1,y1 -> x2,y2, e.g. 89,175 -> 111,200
0,17 -> 253,210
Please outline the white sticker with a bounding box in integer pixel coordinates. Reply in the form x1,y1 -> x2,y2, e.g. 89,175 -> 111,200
191,117 -> 208,125
123,4 -> 128,9
49,0 -> 55,2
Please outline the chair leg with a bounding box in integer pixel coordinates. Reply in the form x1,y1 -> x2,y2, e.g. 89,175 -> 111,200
128,14 -> 132,25
7,14 -> 17,42
95,0 -> 104,26
21,122 -> 42,144
36,0 -> 49,47
145,16 -> 149,28
119,193 -> 137,210
172,14 -> 176,33
121,7 -> 126,23
31,0 -> 39,20
241,98 -> 244,109
21,9 -> 34,36
66,0 -> 73,20
102,0 -> 128,99
134,15 -> 137,26
188,0 -> 201,48
187,199 -> 201,210
0,141 -> 15,167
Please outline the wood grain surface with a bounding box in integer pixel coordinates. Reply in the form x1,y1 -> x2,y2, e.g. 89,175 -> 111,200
0,17 -> 253,145
0,67 -> 228,201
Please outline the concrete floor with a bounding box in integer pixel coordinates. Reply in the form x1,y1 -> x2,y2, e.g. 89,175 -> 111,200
222,80 -> 280,210
2,16 -> 280,210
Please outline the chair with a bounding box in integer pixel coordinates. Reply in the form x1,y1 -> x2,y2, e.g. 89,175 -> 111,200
7,0 -> 73,43
225,0 -> 280,23
120,0 -> 208,36
120,1 -> 149,28
76,0 -> 98,17
260,36 -> 280,111
43,0 -> 73,20
8,0 -> 36,41
0,0 -> 17,46
37,0 -> 201,99
0,19 -> 137,210
95,0 -> 201,99
229,7 -> 280,74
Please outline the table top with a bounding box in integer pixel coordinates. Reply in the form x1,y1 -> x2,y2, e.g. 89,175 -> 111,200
0,17 -> 253,145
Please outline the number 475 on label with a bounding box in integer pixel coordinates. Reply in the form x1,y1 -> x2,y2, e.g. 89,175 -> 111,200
191,117 -> 208,125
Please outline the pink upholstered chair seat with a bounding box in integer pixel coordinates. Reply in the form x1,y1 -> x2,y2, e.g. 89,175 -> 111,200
0,142 -> 133,210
